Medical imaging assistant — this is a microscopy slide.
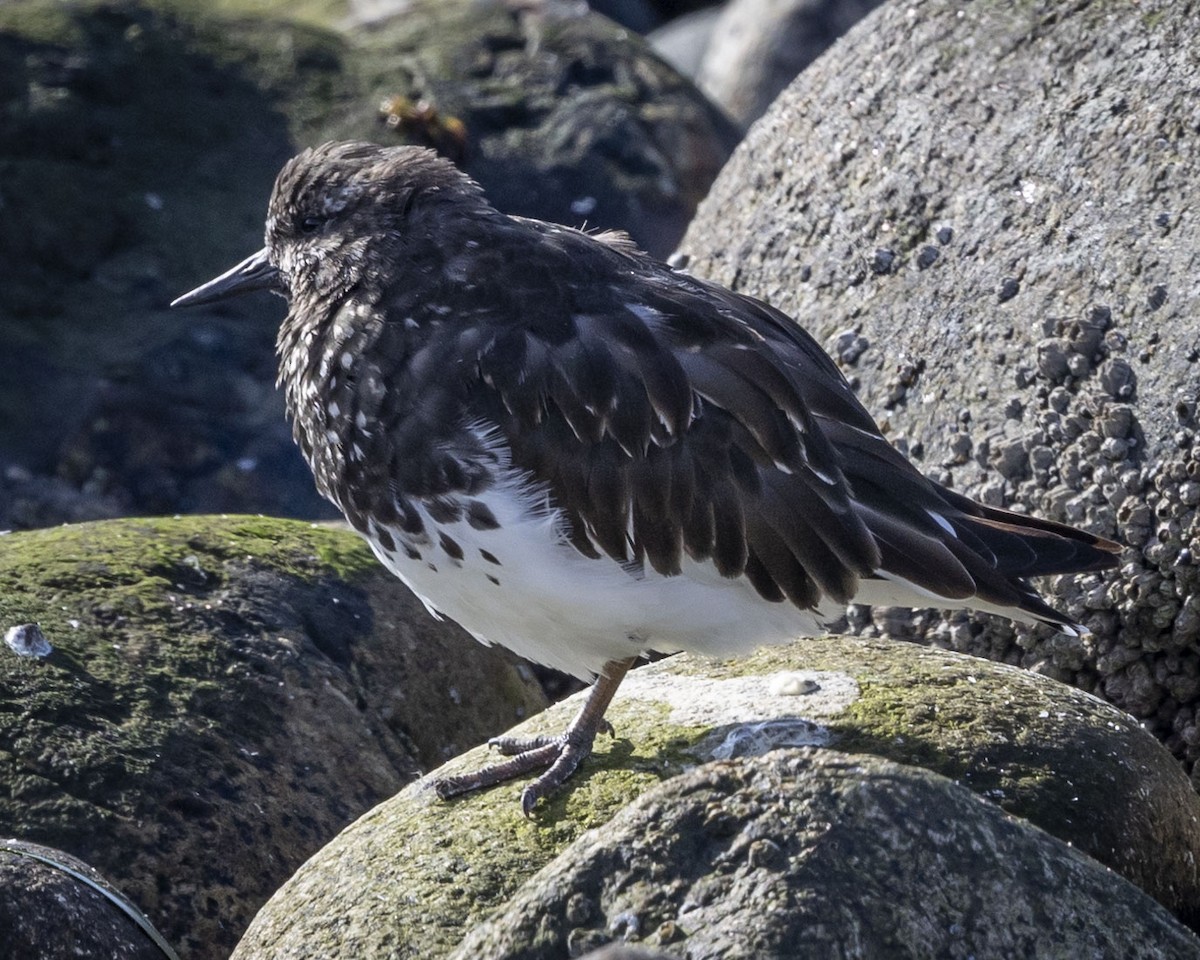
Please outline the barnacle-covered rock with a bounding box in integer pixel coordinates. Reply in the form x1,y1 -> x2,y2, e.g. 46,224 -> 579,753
681,0 -> 1200,776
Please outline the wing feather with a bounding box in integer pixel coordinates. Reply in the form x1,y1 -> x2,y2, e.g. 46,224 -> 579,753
416,217 -> 1121,623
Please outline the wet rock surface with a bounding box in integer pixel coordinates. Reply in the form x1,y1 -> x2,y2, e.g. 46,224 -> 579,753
229,640 -> 1200,957
680,0 -> 1200,776
0,515 -> 546,960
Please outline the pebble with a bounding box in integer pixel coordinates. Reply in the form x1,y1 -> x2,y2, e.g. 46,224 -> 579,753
997,277 -> 1020,302
1100,437 -> 1130,461
1029,445 -> 1055,471
1047,387 -> 1072,413
5,623 -> 52,658
992,441 -> 1029,480
833,331 -> 870,365
1100,358 -> 1136,399
1067,353 -> 1091,377
948,433 -> 973,464
1099,405 -> 1134,439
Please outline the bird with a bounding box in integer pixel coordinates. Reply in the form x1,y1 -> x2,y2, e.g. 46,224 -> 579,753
173,140 -> 1121,815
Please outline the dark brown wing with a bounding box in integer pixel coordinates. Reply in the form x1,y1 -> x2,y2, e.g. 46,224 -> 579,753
449,218 -> 1118,618
451,220 -> 879,608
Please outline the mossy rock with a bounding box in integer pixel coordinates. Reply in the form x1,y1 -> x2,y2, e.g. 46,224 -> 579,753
0,514 -> 546,960
456,751 -> 1200,960
230,638 -> 1200,957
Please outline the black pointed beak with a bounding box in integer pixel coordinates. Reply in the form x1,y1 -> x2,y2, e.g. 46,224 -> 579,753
170,248 -> 281,308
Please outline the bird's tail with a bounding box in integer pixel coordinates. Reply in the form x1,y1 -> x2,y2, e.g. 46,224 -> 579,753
937,490 -> 1120,633
854,487 -> 1121,636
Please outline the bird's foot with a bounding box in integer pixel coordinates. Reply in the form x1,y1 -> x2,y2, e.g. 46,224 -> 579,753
432,657 -> 635,816
432,723 -> 609,816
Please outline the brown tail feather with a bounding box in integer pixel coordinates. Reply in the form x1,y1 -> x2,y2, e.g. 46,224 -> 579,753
940,489 -> 1122,577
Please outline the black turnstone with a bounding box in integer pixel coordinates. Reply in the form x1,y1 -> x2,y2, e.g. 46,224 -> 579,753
173,141 -> 1121,814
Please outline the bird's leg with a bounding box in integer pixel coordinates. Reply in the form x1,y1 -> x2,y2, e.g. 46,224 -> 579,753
433,656 -> 636,816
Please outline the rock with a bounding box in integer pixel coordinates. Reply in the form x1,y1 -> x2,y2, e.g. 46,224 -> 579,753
0,515 -> 546,960
229,639 -> 1200,957
577,946 -> 678,960
0,0 -> 350,525
0,840 -> 171,960
341,0 -> 738,258
0,454 -> 124,530
585,0 -> 662,33
678,0 -> 1200,775
454,751 -> 1200,960
695,0 -> 884,127
0,0 -> 737,530
646,6 -> 722,79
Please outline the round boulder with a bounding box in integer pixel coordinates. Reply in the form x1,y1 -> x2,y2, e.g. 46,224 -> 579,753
0,515 -> 545,960
454,751 -> 1200,960
0,840 -> 170,960
230,638 -> 1200,957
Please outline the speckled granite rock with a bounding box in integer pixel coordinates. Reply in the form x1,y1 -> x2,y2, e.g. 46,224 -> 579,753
679,0 -> 1200,775
454,751 -> 1200,960
0,515 -> 546,960
229,640 -> 1200,957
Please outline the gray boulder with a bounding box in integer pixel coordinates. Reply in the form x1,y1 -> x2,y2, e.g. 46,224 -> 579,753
0,841 -> 172,960
230,639 -> 1200,957
454,750 -> 1200,960
337,0 -> 739,258
679,0 -> 1200,776
696,0 -> 884,127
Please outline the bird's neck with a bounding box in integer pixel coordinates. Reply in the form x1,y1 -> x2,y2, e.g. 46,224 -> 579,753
275,291 -> 368,503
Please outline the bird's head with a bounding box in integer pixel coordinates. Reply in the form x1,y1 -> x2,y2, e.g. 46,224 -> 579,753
171,141 -> 487,309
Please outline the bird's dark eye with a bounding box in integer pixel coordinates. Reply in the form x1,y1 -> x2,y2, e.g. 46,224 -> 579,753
299,215 -> 324,234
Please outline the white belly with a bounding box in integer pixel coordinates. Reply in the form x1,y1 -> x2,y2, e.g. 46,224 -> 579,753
363,482 -> 831,680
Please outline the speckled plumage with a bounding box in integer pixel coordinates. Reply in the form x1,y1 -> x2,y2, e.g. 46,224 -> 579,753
174,140 -> 1120,811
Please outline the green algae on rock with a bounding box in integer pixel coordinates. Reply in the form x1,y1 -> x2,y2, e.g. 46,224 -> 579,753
230,638 -> 1200,958
0,515 -> 546,960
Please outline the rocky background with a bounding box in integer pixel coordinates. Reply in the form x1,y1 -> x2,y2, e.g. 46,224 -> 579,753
2,0 -> 1198,958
